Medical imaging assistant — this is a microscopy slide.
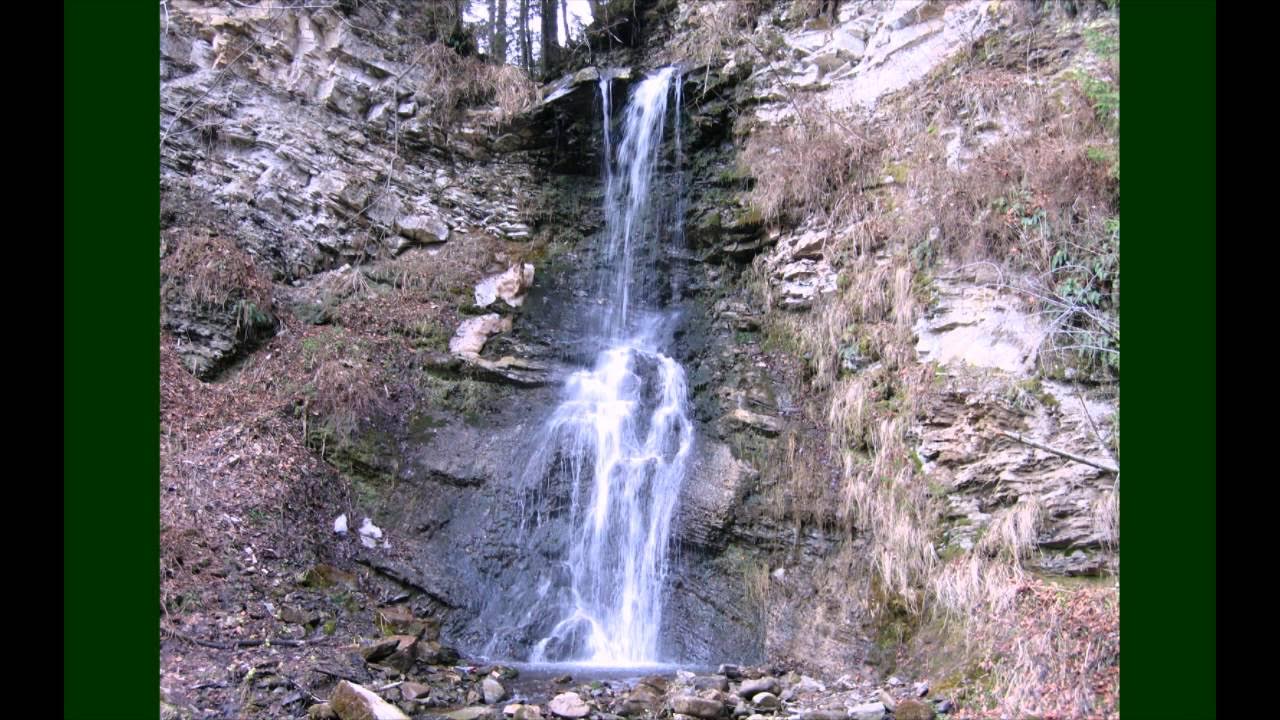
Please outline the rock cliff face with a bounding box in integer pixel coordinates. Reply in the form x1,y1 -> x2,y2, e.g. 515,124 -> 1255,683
161,0 -> 1119,697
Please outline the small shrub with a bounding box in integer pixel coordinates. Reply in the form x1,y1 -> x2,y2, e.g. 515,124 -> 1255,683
296,329 -> 383,449
161,228 -> 274,318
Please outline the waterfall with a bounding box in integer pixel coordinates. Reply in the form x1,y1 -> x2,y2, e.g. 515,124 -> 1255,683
523,67 -> 692,666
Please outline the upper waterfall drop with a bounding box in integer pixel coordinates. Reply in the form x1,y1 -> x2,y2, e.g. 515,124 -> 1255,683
598,66 -> 678,341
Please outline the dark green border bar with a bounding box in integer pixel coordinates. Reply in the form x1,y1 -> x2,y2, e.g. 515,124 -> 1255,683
65,2 -> 159,718
1125,1 -> 1216,718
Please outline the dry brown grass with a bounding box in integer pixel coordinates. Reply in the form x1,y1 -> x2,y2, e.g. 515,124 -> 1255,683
161,227 -> 275,325
1092,486 -> 1119,550
739,9 -> 1119,704
308,357 -> 382,447
979,495 -> 1045,563
759,246 -> 938,614
414,43 -> 538,127
741,100 -> 884,228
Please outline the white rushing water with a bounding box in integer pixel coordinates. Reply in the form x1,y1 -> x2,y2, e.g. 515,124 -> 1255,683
525,67 -> 692,666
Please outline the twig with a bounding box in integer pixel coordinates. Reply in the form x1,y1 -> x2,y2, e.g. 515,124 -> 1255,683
161,1 -> 304,152
160,37 -> 259,150
163,625 -> 313,649
997,431 -> 1118,473
1071,384 -> 1119,467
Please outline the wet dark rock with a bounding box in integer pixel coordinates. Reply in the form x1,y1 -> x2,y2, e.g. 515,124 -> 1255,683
692,675 -> 730,692
361,637 -> 402,663
162,297 -> 277,380
362,635 -> 417,673
718,665 -> 742,680
671,696 -> 725,719
418,643 -> 461,666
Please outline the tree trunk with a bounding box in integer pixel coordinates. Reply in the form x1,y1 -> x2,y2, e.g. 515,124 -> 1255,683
540,0 -> 558,77
818,0 -> 841,23
587,0 -> 604,22
488,0 -> 498,58
519,0 -> 532,72
495,0 -> 508,63
560,0 -> 569,47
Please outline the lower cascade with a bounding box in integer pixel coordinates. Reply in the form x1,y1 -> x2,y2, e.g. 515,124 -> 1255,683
528,329 -> 693,665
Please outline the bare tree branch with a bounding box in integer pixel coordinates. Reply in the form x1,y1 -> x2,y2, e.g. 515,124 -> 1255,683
997,431 -> 1118,473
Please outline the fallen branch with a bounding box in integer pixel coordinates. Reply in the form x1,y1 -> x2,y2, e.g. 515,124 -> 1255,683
163,625 -> 312,650
997,431 -> 1118,473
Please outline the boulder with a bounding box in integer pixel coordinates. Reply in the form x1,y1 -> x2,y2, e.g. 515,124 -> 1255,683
330,680 -> 411,720
475,264 -> 536,308
395,211 -> 450,245
449,314 -> 511,357
691,676 -> 730,692
549,692 -> 591,719
483,678 -> 508,704
361,635 -> 417,673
